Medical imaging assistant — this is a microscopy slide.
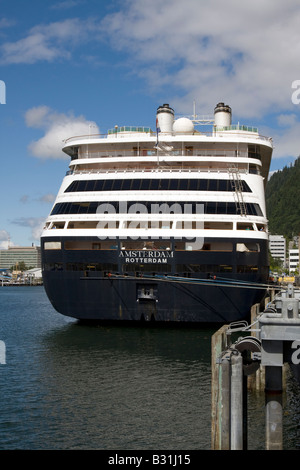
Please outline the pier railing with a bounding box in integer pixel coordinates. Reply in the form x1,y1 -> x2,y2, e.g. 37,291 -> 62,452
66,167 -> 252,176
211,284 -> 300,450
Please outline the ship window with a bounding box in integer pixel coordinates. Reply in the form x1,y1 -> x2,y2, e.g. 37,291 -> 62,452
140,180 -> 150,190
122,264 -> 171,274
254,204 -> 263,216
67,221 -> 100,229
237,223 -> 254,230
210,242 -> 233,251
131,180 -> 141,190
204,222 -> 233,230
88,202 -> 98,213
188,180 -> 198,190
176,264 -> 233,273
174,242 -> 232,251
52,222 -> 65,229
93,180 -> 102,191
120,241 -> 171,250
206,202 -> 216,214
50,201 -> 261,217
208,180 -> 218,191
226,204 -> 236,215
64,178 -> 252,193
248,145 -> 261,160
44,262 -> 63,270
169,179 -> 179,190
237,265 -> 258,273
112,180 -> 123,190
64,241 -> 117,250
77,181 -> 87,191
159,180 -> 170,190
78,202 -> 89,213
236,243 -> 260,252
86,180 -> 96,191
218,180 -> 228,191
217,202 -> 227,214
219,265 -> 233,272
199,180 -> 208,190
66,263 -> 118,272
44,241 -> 62,250
149,180 -> 158,190
109,180 -> 117,191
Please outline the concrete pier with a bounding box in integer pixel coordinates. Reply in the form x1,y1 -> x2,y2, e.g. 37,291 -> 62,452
211,284 -> 300,450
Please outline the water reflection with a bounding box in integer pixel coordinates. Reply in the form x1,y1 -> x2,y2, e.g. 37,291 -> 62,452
0,287 -> 299,450
39,324 -> 213,450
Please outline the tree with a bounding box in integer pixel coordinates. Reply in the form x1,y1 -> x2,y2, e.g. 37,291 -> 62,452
10,261 -> 33,272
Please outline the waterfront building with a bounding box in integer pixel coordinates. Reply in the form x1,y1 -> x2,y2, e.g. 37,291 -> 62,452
269,235 -> 286,267
0,246 -> 41,270
289,248 -> 299,273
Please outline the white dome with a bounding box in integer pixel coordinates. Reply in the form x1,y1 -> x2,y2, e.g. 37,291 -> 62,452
173,117 -> 194,134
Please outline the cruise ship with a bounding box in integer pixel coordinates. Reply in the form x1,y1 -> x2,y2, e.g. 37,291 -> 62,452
41,102 -> 273,323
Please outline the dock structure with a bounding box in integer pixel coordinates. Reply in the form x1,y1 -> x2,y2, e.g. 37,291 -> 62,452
211,284 -> 300,450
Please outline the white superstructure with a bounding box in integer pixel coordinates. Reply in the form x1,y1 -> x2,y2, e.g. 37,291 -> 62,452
42,102 -> 272,246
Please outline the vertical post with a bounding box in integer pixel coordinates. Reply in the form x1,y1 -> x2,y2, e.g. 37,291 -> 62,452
221,355 -> 231,449
211,325 -> 229,449
230,353 -> 244,450
242,372 -> 248,450
265,366 -> 283,450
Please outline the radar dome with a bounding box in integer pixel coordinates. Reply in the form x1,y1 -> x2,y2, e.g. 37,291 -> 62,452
173,117 -> 194,134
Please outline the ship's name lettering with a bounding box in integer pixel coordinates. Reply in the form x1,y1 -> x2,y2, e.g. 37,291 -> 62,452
119,250 -> 173,263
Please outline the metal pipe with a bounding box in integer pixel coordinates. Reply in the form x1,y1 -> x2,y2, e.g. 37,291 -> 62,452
221,357 -> 231,449
230,353 -> 243,450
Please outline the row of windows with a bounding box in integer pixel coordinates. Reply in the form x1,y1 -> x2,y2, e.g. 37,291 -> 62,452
43,262 -> 261,274
51,201 -> 263,217
65,178 -> 252,193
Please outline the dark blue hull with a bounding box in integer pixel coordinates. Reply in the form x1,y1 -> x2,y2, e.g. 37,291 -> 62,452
41,236 -> 269,323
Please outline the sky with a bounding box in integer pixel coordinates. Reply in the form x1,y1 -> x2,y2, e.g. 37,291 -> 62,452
1,0 -> 300,248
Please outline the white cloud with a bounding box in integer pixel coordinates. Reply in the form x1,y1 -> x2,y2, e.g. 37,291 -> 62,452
11,217 -> 46,241
100,0 -> 300,120
20,195 -> 29,204
38,194 -> 56,204
3,1 -> 300,120
0,18 -> 96,64
50,1 -> 84,10
25,106 -> 52,128
0,230 -> 12,249
25,106 -> 99,159
270,120 -> 300,159
4,1 -> 300,162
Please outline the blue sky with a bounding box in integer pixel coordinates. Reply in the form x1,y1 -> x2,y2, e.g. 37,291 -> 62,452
1,0 -> 300,248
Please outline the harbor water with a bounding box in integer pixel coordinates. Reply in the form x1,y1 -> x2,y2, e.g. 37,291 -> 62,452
0,286 -> 299,450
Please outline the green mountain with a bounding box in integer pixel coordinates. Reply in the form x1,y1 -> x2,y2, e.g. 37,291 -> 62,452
265,157 -> 300,239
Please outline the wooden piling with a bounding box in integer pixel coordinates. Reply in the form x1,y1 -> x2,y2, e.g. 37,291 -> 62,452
211,324 -> 229,450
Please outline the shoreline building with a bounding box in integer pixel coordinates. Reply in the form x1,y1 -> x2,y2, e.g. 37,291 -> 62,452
289,248 -> 299,274
0,246 -> 41,270
269,235 -> 286,268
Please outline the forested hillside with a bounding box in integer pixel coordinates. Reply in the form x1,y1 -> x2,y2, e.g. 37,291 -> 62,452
266,157 -> 300,239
